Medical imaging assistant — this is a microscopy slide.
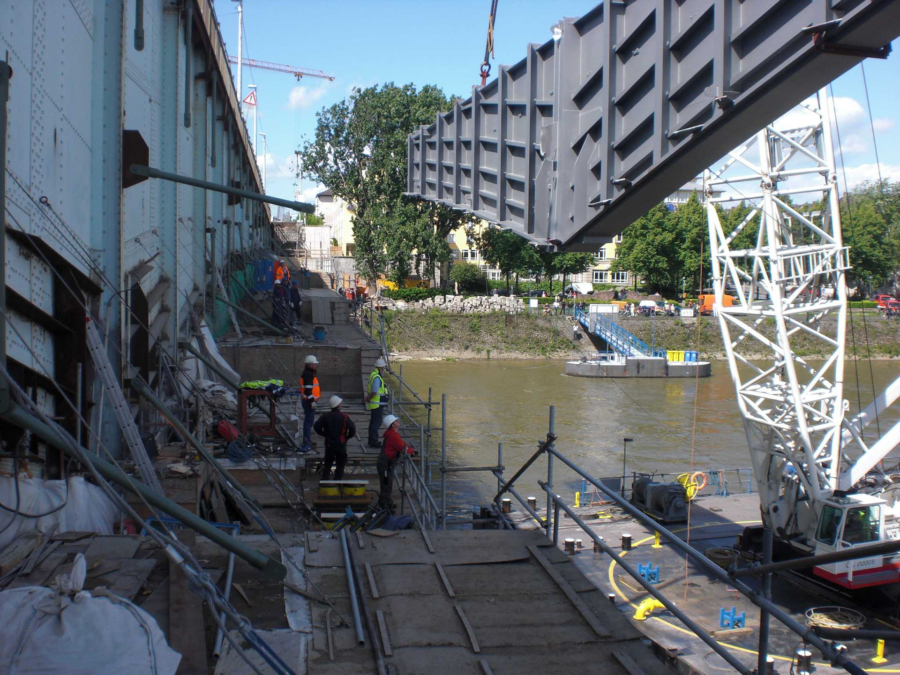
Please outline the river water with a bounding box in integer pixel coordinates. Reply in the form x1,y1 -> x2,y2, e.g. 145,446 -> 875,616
396,359 -> 900,511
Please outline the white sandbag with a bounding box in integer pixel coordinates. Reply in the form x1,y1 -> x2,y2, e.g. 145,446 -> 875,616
0,476 -> 120,551
0,554 -> 181,674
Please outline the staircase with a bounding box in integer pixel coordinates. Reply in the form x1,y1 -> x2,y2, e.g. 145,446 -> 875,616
575,309 -> 666,358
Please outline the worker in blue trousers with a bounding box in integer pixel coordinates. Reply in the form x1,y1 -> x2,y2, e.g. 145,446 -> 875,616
299,355 -> 321,452
366,357 -> 389,447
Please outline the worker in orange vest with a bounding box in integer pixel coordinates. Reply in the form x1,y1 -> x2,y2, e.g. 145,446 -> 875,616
274,260 -> 286,286
299,355 -> 321,452
280,260 -> 291,285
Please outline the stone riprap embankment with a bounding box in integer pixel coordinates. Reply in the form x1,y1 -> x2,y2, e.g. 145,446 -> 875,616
386,294 -> 525,314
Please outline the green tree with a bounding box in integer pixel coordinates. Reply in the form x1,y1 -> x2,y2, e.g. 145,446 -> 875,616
612,204 -> 680,294
450,262 -> 485,292
472,226 -> 533,292
671,192 -> 709,294
300,83 -> 473,283
842,199 -> 894,288
554,252 -> 595,292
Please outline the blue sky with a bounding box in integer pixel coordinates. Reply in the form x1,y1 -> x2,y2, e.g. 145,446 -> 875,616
213,0 -> 900,208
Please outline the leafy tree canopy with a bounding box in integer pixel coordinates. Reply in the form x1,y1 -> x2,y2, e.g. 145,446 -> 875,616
299,83 -> 475,283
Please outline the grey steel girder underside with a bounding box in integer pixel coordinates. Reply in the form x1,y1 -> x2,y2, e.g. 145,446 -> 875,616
406,0 -> 900,251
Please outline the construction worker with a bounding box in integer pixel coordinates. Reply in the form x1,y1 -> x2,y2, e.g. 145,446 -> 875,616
376,414 -> 415,511
280,259 -> 291,286
289,280 -> 303,325
299,355 -> 321,452
274,260 -> 286,286
314,395 -> 356,480
366,357 -> 389,447
272,279 -> 288,326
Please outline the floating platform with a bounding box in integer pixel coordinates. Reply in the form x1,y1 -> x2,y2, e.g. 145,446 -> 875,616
526,491 -> 900,673
566,356 -> 711,378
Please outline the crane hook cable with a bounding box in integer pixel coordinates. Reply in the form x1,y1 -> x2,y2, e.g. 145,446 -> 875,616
480,0 -> 499,86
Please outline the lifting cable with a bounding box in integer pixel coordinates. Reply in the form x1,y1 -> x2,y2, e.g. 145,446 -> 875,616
480,0 -> 499,86
829,84 -> 882,443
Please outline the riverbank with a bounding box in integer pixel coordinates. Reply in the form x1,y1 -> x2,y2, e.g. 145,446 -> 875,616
383,309 -> 900,360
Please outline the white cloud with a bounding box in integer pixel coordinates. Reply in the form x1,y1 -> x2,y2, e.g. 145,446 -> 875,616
288,84 -> 329,110
837,162 -> 900,190
873,118 -> 894,134
295,184 -> 325,204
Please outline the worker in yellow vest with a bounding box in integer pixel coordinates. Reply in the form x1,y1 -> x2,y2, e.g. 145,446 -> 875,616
300,355 -> 321,452
366,357 -> 389,447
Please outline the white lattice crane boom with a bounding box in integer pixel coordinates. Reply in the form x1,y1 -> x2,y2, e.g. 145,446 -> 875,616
226,55 -> 335,81
704,88 -> 900,589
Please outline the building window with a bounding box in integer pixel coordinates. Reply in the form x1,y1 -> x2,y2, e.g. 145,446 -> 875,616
612,271 -> 629,284
597,249 -> 607,261
461,250 -> 470,260
447,233 -> 456,243
450,250 -> 459,260
593,271 -> 608,283
470,250 -> 479,260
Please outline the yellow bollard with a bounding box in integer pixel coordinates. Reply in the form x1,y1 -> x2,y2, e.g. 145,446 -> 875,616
652,531 -> 662,549
873,639 -> 888,664
632,598 -> 665,621
575,491 -> 581,508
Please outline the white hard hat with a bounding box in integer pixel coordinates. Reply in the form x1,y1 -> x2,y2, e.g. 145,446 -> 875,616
274,279 -> 281,285
374,357 -> 387,368
329,395 -> 342,409
382,414 -> 399,429
305,355 -> 318,365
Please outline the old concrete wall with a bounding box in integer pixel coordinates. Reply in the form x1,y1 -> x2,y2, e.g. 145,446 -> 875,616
220,344 -> 364,396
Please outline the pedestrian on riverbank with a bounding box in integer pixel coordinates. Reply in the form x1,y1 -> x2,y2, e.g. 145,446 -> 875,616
366,357 -> 389,447
299,355 -> 321,452
376,414 -> 415,512
314,395 -> 356,480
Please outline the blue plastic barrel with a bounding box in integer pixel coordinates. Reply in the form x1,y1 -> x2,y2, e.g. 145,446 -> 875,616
254,259 -> 274,291
313,325 -> 326,341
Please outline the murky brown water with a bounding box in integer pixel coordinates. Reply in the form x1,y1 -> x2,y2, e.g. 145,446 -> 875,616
396,359 -> 900,510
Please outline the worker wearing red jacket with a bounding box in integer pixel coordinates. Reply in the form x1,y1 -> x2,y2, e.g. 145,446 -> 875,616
376,414 -> 415,512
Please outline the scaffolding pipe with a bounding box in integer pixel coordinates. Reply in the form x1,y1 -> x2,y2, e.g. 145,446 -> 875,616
0,62 -> 11,416
345,531 -> 387,675
732,536 -> 900,578
0,403 -> 285,578
440,393 -> 446,529
131,378 -> 261,509
546,407 -> 554,538
542,449 -> 865,675
339,530 -> 365,646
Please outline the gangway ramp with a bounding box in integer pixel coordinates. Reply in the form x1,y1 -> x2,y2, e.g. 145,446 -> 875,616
576,308 -> 662,358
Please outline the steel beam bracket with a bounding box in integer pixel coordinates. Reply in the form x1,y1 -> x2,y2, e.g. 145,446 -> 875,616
812,31 -> 892,59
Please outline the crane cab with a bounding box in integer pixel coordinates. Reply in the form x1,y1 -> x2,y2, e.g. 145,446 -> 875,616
812,494 -> 900,589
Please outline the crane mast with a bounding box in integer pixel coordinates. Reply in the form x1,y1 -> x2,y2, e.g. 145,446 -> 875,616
704,88 -> 900,547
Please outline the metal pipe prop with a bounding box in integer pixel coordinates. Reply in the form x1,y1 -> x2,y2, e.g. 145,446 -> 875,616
213,551 -> 236,658
181,342 -> 241,391
128,164 -> 314,213
543,449 -> 866,675
340,529 -> 365,646
131,378 -> 261,509
2,404 -> 284,578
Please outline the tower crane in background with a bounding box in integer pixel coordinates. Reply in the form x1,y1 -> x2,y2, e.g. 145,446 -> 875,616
226,55 -> 335,82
